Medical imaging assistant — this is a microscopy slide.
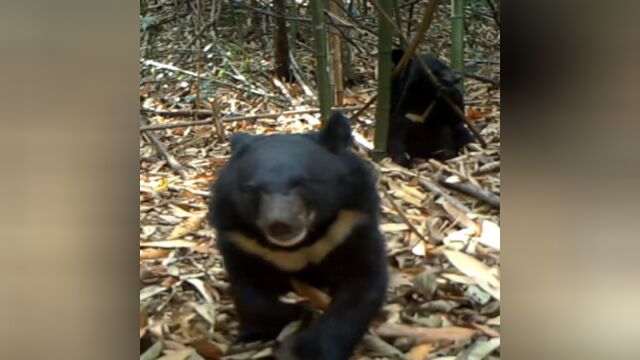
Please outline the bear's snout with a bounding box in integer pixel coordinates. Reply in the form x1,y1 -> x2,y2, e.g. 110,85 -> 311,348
257,192 -> 313,247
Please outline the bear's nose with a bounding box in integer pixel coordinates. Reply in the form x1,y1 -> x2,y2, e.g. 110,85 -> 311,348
267,221 -> 293,238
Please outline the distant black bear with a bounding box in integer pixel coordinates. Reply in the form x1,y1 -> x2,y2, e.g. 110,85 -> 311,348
388,48 -> 474,167
208,111 -> 388,360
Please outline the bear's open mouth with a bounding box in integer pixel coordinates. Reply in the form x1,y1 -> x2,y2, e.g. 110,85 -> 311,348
265,228 -> 308,247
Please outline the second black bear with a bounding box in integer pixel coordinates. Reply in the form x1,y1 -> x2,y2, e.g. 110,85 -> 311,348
209,111 -> 388,360
388,48 -> 474,167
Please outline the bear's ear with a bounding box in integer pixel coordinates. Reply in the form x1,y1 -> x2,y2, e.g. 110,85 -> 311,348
391,48 -> 405,65
318,111 -> 352,153
230,132 -> 255,154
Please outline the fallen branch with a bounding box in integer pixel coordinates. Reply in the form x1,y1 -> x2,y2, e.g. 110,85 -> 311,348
288,51 -> 314,97
168,185 -> 210,198
472,161 -> 500,176
465,72 -> 500,86
379,165 -> 472,214
141,59 -> 277,98
382,180 -> 431,245
140,106 -> 364,132
418,178 -> 471,214
437,175 -> 500,209
140,117 -> 188,179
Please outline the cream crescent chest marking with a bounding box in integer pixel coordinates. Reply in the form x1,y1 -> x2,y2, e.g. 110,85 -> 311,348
226,210 -> 366,272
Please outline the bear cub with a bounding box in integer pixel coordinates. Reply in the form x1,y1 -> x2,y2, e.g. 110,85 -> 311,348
389,48 -> 475,167
209,111 -> 388,360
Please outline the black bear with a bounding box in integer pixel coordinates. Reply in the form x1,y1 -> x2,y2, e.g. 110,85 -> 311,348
388,48 -> 474,167
209,111 -> 388,360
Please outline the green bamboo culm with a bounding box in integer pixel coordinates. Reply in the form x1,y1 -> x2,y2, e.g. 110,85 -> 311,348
451,0 -> 465,93
372,0 -> 394,161
309,0 -> 333,124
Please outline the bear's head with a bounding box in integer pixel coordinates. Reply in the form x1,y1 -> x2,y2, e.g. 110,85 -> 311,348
212,111 -> 359,248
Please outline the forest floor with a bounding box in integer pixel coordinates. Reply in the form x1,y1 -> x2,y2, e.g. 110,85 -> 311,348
140,2 -> 500,359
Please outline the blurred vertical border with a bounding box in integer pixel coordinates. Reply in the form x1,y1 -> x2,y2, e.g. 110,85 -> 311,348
0,1 -> 139,359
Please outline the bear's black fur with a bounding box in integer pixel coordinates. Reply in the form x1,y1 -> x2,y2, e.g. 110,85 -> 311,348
209,111 -> 388,360
388,48 -> 474,167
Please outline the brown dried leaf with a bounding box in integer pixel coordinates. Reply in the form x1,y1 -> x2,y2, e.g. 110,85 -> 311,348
389,271 -> 414,289
140,248 -> 171,260
161,276 -> 179,288
167,216 -> 203,240
407,343 -> 435,360
443,250 -> 500,300
442,203 -> 479,232
471,323 -> 500,338
381,223 -> 410,232
189,339 -> 224,360
140,285 -> 169,301
185,278 -> 215,304
290,279 -> 331,310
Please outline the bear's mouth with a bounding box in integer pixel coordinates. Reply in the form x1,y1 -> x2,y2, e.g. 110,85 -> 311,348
260,211 -> 315,248
265,228 -> 309,247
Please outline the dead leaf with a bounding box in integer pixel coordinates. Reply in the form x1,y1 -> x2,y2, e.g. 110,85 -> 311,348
408,343 -> 435,360
440,273 -> 475,285
189,339 -> 224,360
185,278 -> 215,304
140,285 -> 169,301
442,228 -> 476,251
141,341 -> 164,360
442,203 -> 479,232
290,279 -> 331,310
402,184 -> 427,200
190,302 -> 216,327
466,285 -> 492,305
157,348 -> 199,360
381,223 -> 410,232
413,270 -> 438,299
411,241 -> 427,256
167,216 -> 203,239
169,203 -> 200,218
466,338 -> 500,360
343,97 -> 360,105
140,306 -> 148,331
377,323 -> 476,343
153,177 -> 170,191
471,323 -> 500,338
443,250 -> 500,300
140,240 -> 197,248
140,248 -> 171,260
161,276 -> 179,288
362,334 -> 406,358
389,271 -> 414,289
478,220 -> 500,250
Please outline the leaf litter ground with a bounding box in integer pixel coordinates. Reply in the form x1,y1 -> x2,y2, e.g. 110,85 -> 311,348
140,2 -> 500,359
